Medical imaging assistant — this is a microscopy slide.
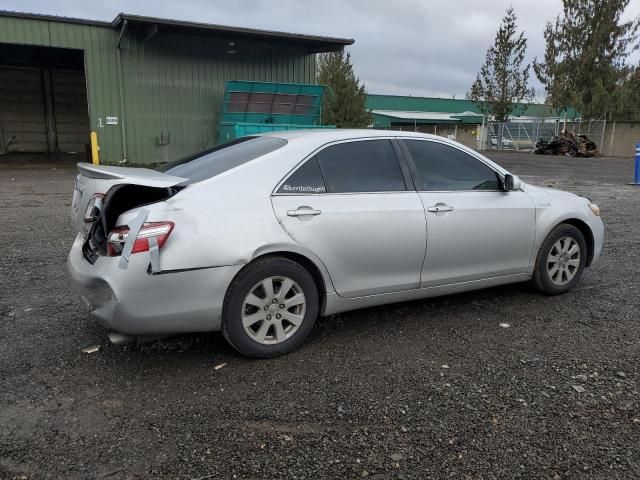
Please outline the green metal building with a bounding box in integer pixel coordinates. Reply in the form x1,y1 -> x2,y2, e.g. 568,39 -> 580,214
0,11 -> 352,164
367,94 -> 580,129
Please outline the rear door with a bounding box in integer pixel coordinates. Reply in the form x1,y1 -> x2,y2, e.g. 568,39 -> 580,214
400,139 -> 536,287
271,139 -> 427,298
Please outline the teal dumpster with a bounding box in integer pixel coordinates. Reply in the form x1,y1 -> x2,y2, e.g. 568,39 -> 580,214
218,80 -> 334,142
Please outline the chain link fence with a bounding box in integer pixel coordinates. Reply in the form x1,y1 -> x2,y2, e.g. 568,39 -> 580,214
482,115 -> 607,153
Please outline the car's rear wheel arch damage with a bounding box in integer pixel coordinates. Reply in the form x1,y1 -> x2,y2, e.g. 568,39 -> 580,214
224,252 -> 328,318
559,219 -> 595,267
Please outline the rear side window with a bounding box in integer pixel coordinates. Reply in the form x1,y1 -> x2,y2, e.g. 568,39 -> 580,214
277,157 -> 326,194
316,140 -> 406,193
158,136 -> 287,184
404,140 -> 500,191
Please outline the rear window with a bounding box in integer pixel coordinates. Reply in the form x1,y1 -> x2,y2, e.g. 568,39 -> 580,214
157,136 -> 287,183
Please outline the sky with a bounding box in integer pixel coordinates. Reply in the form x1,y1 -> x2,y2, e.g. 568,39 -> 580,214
1,0 -> 639,101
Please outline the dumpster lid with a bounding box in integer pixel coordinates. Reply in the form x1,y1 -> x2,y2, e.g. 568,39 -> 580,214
221,80 -> 327,126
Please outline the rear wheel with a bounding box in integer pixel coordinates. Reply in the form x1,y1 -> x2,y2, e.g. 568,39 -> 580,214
222,257 -> 319,358
533,224 -> 587,295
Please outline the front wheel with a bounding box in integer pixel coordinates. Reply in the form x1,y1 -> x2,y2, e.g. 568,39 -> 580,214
532,223 -> 587,295
222,257 -> 319,358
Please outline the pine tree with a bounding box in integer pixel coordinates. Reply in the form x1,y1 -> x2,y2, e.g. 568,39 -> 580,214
467,7 -> 534,122
317,51 -> 371,128
619,65 -> 640,120
534,0 -> 640,119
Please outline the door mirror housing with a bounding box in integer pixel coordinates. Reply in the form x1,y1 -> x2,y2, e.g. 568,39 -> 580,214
503,174 -> 522,191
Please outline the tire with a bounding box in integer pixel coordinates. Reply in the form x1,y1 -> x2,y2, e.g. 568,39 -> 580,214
221,256 -> 319,358
532,223 -> 587,295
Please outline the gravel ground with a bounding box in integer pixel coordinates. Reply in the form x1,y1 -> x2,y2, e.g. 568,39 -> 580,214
1,151 -> 639,480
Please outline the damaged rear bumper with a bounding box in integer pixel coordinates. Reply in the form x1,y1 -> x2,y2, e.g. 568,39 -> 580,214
67,234 -> 242,335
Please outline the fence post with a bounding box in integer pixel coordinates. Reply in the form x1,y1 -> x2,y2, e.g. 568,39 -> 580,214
600,115 -> 606,155
631,143 -> 640,185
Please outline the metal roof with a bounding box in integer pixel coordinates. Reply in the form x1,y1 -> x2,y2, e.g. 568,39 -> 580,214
371,110 -> 481,122
0,10 -> 354,52
112,13 -> 353,51
0,10 -> 110,27
367,94 -> 581,120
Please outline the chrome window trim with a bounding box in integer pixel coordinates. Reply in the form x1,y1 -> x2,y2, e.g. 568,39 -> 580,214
274,190 -> 416,196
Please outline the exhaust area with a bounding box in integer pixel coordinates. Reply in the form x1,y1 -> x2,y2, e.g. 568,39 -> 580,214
107,332 -> 172,345
107,332 -> 136,345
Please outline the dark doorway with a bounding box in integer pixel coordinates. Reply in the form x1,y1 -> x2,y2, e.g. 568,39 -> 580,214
0,43 -> 90,157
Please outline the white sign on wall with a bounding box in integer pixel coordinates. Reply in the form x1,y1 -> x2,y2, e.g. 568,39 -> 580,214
106,116 -> 119,125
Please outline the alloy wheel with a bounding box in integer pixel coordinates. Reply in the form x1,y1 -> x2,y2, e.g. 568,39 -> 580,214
546,236 -> 581,286
241,276 -> 306,345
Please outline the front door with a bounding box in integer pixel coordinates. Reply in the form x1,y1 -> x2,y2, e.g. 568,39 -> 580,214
400,139 -> 536,287
272,139 -> 427,298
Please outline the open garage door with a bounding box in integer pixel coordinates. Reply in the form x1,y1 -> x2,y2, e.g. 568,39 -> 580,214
0,44 -> 90,157
0,66 -> 48,153
52,69 -> 90,154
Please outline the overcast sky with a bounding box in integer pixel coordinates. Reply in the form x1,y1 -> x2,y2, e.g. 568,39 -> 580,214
1,0 -> 639,101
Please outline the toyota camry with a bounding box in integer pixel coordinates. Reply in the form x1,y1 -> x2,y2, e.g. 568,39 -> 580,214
68,130 -> 604,357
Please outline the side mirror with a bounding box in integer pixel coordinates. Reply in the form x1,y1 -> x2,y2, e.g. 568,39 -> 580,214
503,174 -> 522,191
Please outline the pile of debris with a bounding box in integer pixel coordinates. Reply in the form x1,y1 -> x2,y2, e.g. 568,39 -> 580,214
534,131 -> 598,157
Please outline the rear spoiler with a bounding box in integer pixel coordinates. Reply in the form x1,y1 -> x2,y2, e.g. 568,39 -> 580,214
77,163 -> 186,187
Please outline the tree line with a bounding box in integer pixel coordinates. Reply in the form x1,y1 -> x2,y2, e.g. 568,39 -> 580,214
469,0 -> 640,122
317,0 -> 640,127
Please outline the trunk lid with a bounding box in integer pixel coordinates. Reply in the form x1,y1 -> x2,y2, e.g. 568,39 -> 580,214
71,162 -> 186,233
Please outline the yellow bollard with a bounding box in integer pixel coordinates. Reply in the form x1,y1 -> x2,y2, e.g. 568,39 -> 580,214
90,131 -> 100,165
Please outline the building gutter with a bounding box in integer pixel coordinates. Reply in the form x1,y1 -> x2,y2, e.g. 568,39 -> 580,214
116,18 -> 128,48
116,19 -> 128,163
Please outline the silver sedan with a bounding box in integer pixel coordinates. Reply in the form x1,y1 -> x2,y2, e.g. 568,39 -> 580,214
68,130 -> 604,357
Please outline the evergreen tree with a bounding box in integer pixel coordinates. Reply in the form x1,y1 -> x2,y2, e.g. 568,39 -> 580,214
317,51 -> 371,128
619,65 -> 640,120
467,7 -> 534,122
534,0 -> 640,119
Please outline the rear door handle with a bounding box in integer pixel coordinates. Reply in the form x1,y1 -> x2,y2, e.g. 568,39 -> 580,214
427,203 -> 454,213
287,207 -> 322,217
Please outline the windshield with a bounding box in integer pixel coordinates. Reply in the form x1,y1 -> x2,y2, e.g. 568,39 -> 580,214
157,136 -> 287,183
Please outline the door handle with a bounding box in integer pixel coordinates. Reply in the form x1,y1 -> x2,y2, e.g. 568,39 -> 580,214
427,204 -> 454,213
287,207 -> 322,217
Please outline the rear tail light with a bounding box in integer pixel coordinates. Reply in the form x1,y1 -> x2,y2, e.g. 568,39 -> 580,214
84,194 -> 104,223
107,221 -> 175,257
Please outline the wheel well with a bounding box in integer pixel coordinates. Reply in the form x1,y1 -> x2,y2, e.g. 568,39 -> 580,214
252,251 -> 327,298
561,219 -> 595,267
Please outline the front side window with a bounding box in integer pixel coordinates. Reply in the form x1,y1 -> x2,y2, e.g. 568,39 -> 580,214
403,140 -> 501,191
315,140 -> 407,193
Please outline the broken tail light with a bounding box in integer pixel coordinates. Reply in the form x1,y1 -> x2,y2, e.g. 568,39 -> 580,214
84,194 -> 105,223
107,221 -> 175,257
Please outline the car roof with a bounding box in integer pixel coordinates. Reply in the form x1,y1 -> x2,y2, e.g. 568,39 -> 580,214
255,128 -> 443,142
252,128 -> 508,177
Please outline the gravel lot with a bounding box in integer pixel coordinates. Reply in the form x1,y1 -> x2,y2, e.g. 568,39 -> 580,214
1,151 -> 639,479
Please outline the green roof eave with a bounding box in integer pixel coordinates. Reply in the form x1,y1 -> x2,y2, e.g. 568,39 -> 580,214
371,111 -> 483,125
367,94 -> 581,120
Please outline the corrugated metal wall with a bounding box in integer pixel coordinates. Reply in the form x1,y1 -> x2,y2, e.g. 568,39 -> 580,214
119,30 -> 316,164
0,15 -> 317,164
